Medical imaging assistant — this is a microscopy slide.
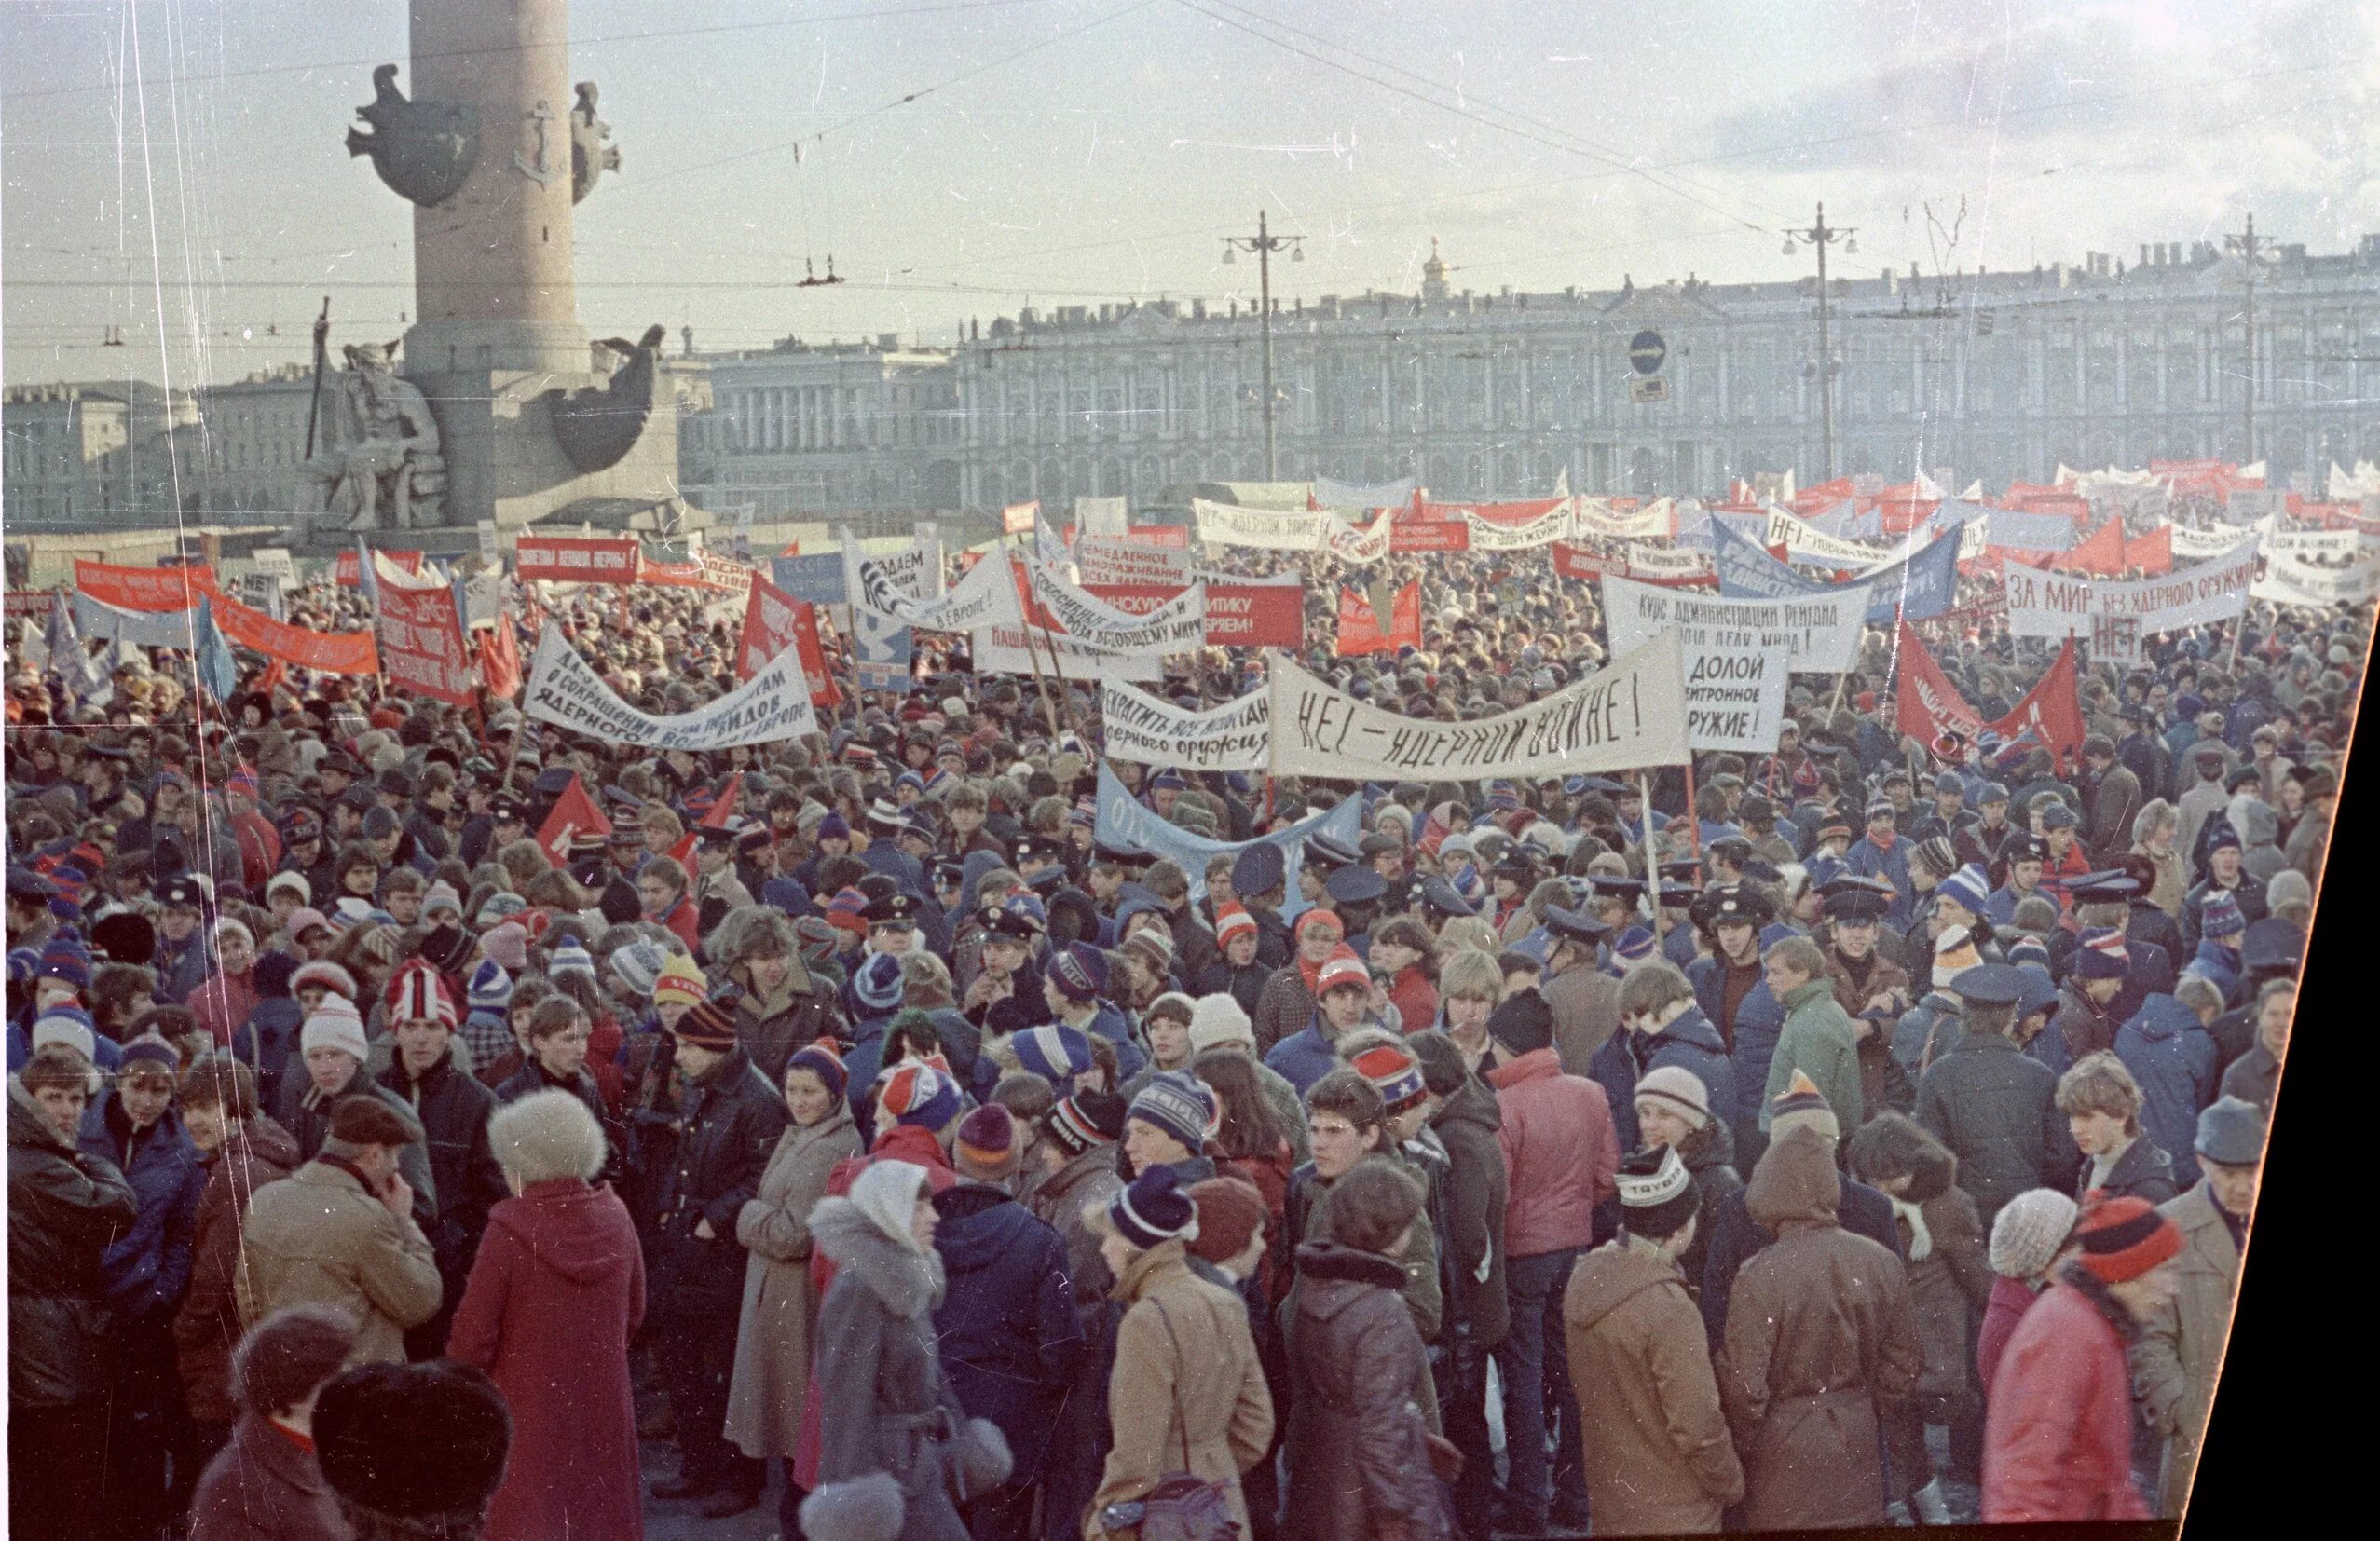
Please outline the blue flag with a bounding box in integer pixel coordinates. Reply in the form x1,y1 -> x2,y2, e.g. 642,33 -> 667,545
1712,518 -> 1829,599
356,539 -> 379,607
193,597 -> 239,702
1857,524 -> 1963,621
1095,763 -> 1362,917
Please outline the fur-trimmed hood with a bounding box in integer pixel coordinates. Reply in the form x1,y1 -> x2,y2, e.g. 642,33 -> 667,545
810,1193 -> 946,1317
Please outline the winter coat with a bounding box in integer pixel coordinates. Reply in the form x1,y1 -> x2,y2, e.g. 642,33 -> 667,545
1891,989 -> 1965,1080
1761,978 -> 1862,1134
1283,1242 -> 1453,1541
446,1178 -> 646,1541
930,1182 -> 1083,1485
1192,956 -> 1273,1022
1563,1236 -> 1744,1534
1427,1071 -> 1510,1349
651,1045 -> 790,1316
1976,1275 -> 2039,1404
1716,1128 -> 1921,1531
2086,764 -> 2143,854
236,1158 -> 443,1366
1915,1029 -> 2074,1230
230,998 -> 303,1113
2075,1133 -> 2179,1206
1670,1119 -> 1742,1300
803,1197 -> 1005,1541
1088,1239 -> 1275,1539
732,963 -> 841,1085
1287,1151 -> 1443,1346
1263,1019 -> 1344,1098
2132,1180 -> 2241,1516
1486,1047 -> 1619,1258
379,1054 -> 508,1275
1982,1263 -> 2152,1522
272,1070 -> 439,1234
1251,964 -> 1318,1057
494,1057 -> 624,1185
1589,1005 -> 1737,1155
75,1090 -> 204,1323
2218,1041 -> 2278,1117
174,1115 -> 301,1425
1543,961 -> 1623,1072
2114,994 -> 2219,1182
8,1076 -> 139,1408
190,966 -> 260,1050
185,1412 -> 349,1541
1026,1139 -> 1128,1320
1871,1128 -> 1991,1422
725,1106 -> 863,1459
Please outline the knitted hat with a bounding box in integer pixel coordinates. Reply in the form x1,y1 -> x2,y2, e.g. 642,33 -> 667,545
1349,1040 -> 1426,1111
1615,1145 -> 1699,1239
854,951 -> 906,1014
1046,1089 -> 1127,1157
1214,903 -> 1257,945
1147,991 -> 1197,1026
474,892 -> 528,927
2073,927 -> 2129,981
1613,926 -> 1658,965
1014,1020 -> 1093,1088
30,1006 -> 98,1062
610,938 -> 669,1000
315,1361 -> 511,1529
1106,1165 -> 1199,1250
2005,934 -> 2052,972
1486,988 -> 1554,1056
1634,1065 -> 1713,1131
1908,836 -> 1959,881
480,921 -> 530,973
673,996 -> 740,1052
301,996 -> 370,1063
286,907 -> 331,941
816,811 -> 852,842
1316,948 -> 1369,996
2071,1192 -> 2183,1284
1933,926 -> 1983,989
793,915 -> 841,965
387,963 -> 456,1029
2199,892 -> 2246,940
327,1094 -> 420,1148
1937,865 -> 1991,917
420,880 -> 462,921
1187,993 -> 1256,1052
266,871 -> 312,906
34,934 -> 90,990
291,960 -> 360,1001
825,887 -> 871,936
877,1060 -> 961,1130
1048,941 -> 1109,1003
1127,1071 -> 1215,1155
1406,1029 -> 1469,1098
233,1303 -> 360,1415
548,939 -> 597,980
1120,927 -> 1175,978
117,1033 -> 181,1079
1293,907 -> 1344,941
2195,1095 -> 2265,1167
787,1038 -> 849,1101
954,1103 -> 1019,1181
1768,1069 -> 1840,1143
465,960 -> 513,1014
1990,1188 -> 2081,1278
652,952 -> 707,1011
1185,1176 -> 1268,1267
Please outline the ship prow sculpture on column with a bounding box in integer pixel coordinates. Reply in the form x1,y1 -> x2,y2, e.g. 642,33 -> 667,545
318,0 -> 691,544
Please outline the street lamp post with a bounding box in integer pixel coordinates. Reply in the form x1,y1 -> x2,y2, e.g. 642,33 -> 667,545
1783,202 -> 1856,480
1222,210 -> 1303,480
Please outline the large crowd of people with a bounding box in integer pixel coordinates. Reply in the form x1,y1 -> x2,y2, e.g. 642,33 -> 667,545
3,497 -> 2350,1540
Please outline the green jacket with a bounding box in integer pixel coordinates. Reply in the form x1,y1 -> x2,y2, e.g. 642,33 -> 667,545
1761,978 -> 1863,1131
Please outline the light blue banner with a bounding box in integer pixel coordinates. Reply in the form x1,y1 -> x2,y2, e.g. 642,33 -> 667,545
1095,762 -> 1361,907
771,552 -> 848,605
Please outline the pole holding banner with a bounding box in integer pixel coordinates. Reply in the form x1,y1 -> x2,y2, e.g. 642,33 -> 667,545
1642,771 -> 1663,941
997,530 -> 1072,746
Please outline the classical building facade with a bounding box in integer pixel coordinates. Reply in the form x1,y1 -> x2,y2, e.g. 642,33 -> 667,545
951,234 -> 2380,509
1,381 -> 191,526
678,334 -> 963,516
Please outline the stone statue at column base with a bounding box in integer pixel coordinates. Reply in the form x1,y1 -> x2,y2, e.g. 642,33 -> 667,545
301,343 -> 449,531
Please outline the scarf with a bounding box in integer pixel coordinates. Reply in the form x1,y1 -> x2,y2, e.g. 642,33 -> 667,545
1889,1193 -> 1935,1262
1868,827 -> 1898,852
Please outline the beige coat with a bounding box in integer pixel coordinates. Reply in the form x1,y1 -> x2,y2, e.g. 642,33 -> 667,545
1087,1241 -> 1275,1539
2131,1180 -> 2240,1516
236,1159 -> 442,1366
1545,961 -> 1623,1073
725,1107 -> 863,1459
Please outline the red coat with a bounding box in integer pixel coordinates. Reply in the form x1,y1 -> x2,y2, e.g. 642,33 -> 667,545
1487,1048 -> 1620,1259
447,1178 -> 647,1541
1388,965 -> 1438,1038
1982,1273 -> 2151,1522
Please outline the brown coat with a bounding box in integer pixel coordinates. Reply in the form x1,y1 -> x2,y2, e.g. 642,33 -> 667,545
236,1159 -> 443,1367
1087,1241 -> 1275,1539
2131,1180 -> 2241,1516
173,1115 -> 301,1425
1717,1127 -> 1922,1530
1282,1243 -> 1452,1541
1564,1236 -> 1744,1534
725,1107 -> 863,1459
1545,962 -> 1623,1073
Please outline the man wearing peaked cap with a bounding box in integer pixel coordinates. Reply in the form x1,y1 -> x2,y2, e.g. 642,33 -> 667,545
1913,962 -> 2073,1230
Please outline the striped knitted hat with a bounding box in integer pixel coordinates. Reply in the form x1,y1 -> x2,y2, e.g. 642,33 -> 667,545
1349,1041 -> 1426,1111
388,962 -> 456,1029
652,953 -> 708,1011
2071,1191 -> 2182,1284
1046,1089 -> 1126,1157
954,1104 -> 1019,1180
876,1061 -> 961,1131
1126,1071 -> 1214,1155
674,996 -> 739,1052
1106,1166 -> 1198,1250
1014,1021 -> 1093,1088
787,1038 -> 848,1100
1768,1069 -> 1839,1143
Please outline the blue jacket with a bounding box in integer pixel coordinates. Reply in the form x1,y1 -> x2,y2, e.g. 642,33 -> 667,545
930,1183 -> 1084,1484
2180,939 -> 2245,1010
75,1091 -> 204,1324
229,998 -> 303,1113
1844,836 -> 1915,926
1687,957 -> 1785,1132
2114,994 -> 2219,1183
1075,999 -> 1146,1084
1588,1004 -> 1738,1153
7,1021 -> 125,1074
840,1016 -> 895,1125
1265,1020 -> 1342,1098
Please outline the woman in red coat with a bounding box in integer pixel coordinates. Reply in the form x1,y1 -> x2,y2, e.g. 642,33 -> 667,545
448,1088 -> 647,1541
1983,1193 -> 2180,1522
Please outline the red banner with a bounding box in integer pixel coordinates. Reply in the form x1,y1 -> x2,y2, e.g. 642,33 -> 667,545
371,559 -> 475,706
1412,495 -> 1566,525
211,592 -> 381,675
1893,618 -> 1985,747
1391,516 -> 1470,552
735,572 -> 841,705
4,591 -> 60,623
74,560 -> 217,612
1334,580 -> 1421,656
1125,524 -> 1190,549
1003,500 -> 1040,535
2052,518 -> 2127,576
515,535 -> 640,585
1079,580 -> 1306,648
476,621 -> 523,700
534,772 -> 611,865
1894,623 -> 2086,770
335,550 -> 421,588
2121,525 -> 2172,576
1551,543 -> 1717,589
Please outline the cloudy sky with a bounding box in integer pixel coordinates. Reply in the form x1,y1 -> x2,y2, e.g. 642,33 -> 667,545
4,0 -> 2373,386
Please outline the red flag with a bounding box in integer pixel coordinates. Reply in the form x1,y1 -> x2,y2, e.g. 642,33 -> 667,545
1892,620 -> 1984,749
2053,518 -> 2126,576
702,773 -> 744,832
1991,638 -> 2086,770
533,773 -> 610,866
2121,525 -> 2172,575
476,621 -> 523,701
667,829 -> 700,889
736,572 -> 842,706
1333,580 -> 1421,656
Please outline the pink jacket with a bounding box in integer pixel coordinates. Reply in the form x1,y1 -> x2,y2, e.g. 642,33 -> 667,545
1983,1275 -> 2152,1522
1487,1048 -> 1619,1259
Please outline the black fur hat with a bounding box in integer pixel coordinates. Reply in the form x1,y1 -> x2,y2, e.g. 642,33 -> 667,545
315,1360 -> 512,1529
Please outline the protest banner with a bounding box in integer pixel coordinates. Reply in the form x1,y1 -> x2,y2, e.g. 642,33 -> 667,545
73,560 -> 216,612
856,545 -> 1021,634
1025,561 -> 1207,653
2169,519 -> 2264,559
515,535 -> 640,584
1893,619 -> 2087,763
2264,528 -> 2364,560
4,591 -> 60,625
851,607 -> 912,691
251,548 -> 297,591
1126,523 -> 1191,549
735,572 -> 840,705
972,616 -> 1166,681
69,591 -> 200,648
1080,579 -> 1305,648
1601,578 -> 1869,752
212,592 -> 380,675
1268,634 -> 1689,781
2253,549 -> 2380,607
370,552 -> 475,705
1463,503 -> 1572,550
1575,496 -> 1673,539
770,552 -> 848,605
839,524 -> 945,638
335,549 -> 421,587
1075,533 -> 1193,588
1325,509 -> 1393,565
1333,580 -> 1420,656
1096,762 -> 1359,904
1002,499 -> 1040,534
1100,678 -> 1270,770
523,625 -> 820,747
1619,542 -> 1714,578
1765,506 -> 1890,566
2004,539 -> 2258,641
1390,517 -> 1470,552
1192,498 -> 1339,552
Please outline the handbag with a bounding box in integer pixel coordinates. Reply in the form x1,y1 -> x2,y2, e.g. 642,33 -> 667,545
1120,1300 -> 1240,1541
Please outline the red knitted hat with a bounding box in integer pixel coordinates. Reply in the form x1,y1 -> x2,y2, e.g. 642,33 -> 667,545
2072,1191 -> 2182,1284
